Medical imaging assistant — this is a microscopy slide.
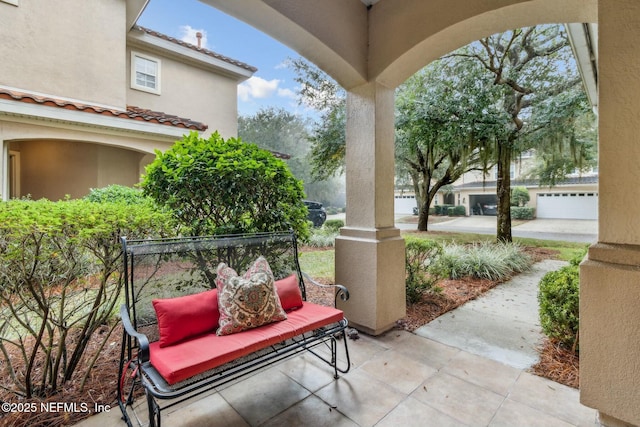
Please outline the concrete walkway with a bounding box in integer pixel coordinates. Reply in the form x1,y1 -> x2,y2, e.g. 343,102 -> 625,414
415,259 -> 567,369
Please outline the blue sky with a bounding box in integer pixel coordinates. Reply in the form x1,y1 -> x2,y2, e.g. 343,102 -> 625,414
137,0 -> 307,117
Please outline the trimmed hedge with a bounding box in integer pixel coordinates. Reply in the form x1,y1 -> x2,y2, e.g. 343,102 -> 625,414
434,204 -> 454,215
448,205 -> 466,216
511,206 -> 535,220
538,264 -> 580,352
142,131 -> 309,238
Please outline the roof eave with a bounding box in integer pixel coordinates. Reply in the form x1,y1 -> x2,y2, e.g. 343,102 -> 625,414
0,98 -> 189,140
566,22 -> 598,114
127,0 -> 151,31
127,28 -> 256,82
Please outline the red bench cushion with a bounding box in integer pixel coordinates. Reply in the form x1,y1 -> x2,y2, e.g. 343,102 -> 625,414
152,289 -> 219,348
149,302 -> 344,385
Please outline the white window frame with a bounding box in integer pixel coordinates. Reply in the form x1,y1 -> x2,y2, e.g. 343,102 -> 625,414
131,51 -> 161,95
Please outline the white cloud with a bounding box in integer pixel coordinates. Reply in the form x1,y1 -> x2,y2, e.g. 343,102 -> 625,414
179,25 -> 208,49
277,87 -> 297,100
238,76 -> 281,102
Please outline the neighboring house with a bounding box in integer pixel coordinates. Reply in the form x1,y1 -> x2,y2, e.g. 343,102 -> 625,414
395,152 -> 599,220
0,0 -> 255,201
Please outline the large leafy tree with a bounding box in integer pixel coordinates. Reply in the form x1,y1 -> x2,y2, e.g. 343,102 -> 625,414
452,25 -> 586,241
238,107 -> 344,206
396,57 -> 505,230
288,58 -> 346,180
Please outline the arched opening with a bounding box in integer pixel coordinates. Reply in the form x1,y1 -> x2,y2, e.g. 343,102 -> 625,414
7,139 -> 148,200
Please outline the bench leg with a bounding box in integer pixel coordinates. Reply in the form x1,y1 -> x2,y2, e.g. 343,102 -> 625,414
146,388 -> 162,427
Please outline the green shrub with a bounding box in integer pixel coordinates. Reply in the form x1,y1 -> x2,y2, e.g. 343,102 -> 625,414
431,241 -> 532,281
538,265 -> 580,352
323,219 -> 344,232
142,131 -> 309,238
448,205 -> 466,216
405,237 -> 443,303
325,206 -> 339,215
0,199 -> 175,398
85,184 -> 151,205
435,204 -> 454,215
511,186 -> 530,207
511,206 -> 535,220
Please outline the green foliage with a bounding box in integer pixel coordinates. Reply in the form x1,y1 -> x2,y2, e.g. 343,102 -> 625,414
569,246 -> 588,266
287,58 -> 346,180
435,204 -> 454,215
85,184 -> 151,205
431,242 -> 532,281
538,265 -> 580,352
454,25 -> 593,242
510,186 -> 530,207
0,199 -> 174,397
404,237 -> 444,303
396,57 -> 501,231
323,219 -> 344,232
141,131 -> 309,239
305,228 -> 338,248
511,206 -> 535,220
448,206 -> 466,216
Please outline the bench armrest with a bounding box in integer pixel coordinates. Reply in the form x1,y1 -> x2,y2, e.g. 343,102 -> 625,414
301,271 -> 350,306
120,304 -> 150,364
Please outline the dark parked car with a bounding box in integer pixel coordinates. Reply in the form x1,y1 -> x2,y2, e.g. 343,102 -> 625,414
304,200 -> 327,227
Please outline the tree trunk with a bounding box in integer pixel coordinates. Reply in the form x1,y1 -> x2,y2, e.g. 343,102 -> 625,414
496,142 -> 513,242
418,198 -> 430,231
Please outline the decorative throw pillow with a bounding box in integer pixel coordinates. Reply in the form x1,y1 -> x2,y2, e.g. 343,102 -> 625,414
152,289 -> 219,347
216,257 -> 287,335
275,274 -> 304,311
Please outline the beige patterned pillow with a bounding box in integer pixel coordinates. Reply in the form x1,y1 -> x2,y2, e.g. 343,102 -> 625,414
216,256 -> 287,336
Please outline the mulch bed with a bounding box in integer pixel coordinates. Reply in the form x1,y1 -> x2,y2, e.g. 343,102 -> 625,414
0,244 -> 577,427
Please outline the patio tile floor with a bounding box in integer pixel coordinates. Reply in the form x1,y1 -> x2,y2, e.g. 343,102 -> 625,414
75,330 -> 598,427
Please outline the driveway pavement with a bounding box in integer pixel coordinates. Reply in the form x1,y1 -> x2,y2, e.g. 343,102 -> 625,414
422,216 -> 597,243
327,214 -> 598,243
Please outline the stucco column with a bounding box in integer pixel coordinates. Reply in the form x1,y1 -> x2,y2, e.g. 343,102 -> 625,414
580,1 -> 640,426
335,81 -> 406,336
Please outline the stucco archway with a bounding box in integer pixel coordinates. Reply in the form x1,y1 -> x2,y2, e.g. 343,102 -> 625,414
203,1 -> 638,425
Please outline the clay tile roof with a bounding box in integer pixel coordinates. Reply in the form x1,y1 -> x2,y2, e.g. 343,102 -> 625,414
0,88 -> 208,131
134,26 -> 258,73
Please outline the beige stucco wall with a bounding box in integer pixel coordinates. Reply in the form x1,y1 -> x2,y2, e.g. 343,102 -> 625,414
0,0 -> 127,108
126,45 -> 240,138
579,1 -> 640,425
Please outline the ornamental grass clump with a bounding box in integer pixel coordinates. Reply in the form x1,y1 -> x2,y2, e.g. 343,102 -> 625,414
432,241 -> 532,281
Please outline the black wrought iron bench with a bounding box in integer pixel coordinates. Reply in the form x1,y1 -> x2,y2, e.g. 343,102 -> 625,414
117,231 -> 351,427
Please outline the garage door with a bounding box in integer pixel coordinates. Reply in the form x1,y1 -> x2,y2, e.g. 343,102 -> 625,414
536,192 -> 598,220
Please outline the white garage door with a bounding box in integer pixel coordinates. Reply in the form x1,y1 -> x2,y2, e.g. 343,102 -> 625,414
536,192 -> 598,220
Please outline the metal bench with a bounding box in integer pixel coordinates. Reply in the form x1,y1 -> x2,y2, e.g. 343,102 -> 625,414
117,231 -> 351,427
